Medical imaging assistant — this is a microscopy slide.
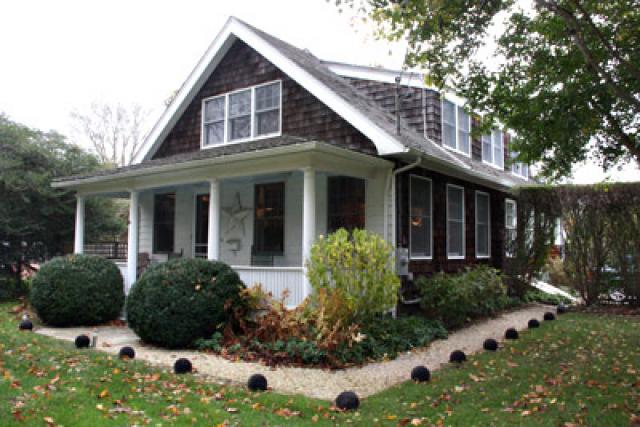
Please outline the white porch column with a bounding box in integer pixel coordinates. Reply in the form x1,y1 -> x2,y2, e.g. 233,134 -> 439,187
74,195 -> 85,254
207,178 -> 221,260
127,190 -> 140,287
302,167 -> 316,298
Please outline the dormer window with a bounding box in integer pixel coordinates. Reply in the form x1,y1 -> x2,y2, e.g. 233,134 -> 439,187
202,80 -> 282,147
511,151 -> 529,179
482,130 -> 504,169
441,99 -> 470,156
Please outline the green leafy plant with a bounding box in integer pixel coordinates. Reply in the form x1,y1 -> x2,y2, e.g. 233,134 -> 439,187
306,228 -> 400,325
417,265 -> 510,329
522,289 -> 572,306
126,258 -> 246,348
30,255 -> 124,326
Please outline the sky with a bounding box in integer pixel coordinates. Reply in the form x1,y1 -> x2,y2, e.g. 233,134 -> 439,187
1,0 -> 637,184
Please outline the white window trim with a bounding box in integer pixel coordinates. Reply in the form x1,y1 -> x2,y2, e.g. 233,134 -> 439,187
446,184 -> 466,259
200,80 -> 282,149
505,198 -> 517,258
482,130 -> 505,171
441,98 -> 471,157
475,191 -> 491,259
409,175 -> 433,260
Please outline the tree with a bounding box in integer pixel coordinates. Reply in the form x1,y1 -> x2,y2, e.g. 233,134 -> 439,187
71,102 -> 148,167
0,114 -> 125,285
335,0 -> 640,180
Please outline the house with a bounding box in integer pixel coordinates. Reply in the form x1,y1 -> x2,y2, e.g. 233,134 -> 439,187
53,17 -> 530,306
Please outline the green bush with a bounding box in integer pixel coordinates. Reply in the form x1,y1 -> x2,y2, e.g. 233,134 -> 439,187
417,265 -> 510,329
30,255 -> 124,326
523,289 -> 572,306
306,228 -> 400,325
126,258 -> 246,348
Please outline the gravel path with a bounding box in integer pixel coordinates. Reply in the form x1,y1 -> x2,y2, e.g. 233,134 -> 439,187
36,304 -> 554,401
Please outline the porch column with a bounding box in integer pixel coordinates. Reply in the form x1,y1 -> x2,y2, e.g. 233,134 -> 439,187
207,178 -> 221,260
73,195 -> 85,254
302,167 -> 316,298
127,190 -> 140,286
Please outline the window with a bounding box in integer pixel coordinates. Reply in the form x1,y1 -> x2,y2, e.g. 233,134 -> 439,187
410,176 -> 432,258
441,99 -> 470,155
482,130 -> 504,169
505,198 -> 517,256
202,80 -> 281,147
253,182 -> 285,255
153,193 -> 175,253
327,176 -> 365,233
511,151 -> 529,178
447,185 -> 465,258
475,191 -> 491,258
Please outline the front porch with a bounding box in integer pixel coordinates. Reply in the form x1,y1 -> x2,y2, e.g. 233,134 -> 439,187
64,142 -> 394,306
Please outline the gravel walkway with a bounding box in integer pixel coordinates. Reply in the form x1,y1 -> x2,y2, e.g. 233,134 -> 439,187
36,304 -> 553,401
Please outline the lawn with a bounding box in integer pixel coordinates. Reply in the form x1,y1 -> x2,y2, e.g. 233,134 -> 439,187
1,302 -> 638,426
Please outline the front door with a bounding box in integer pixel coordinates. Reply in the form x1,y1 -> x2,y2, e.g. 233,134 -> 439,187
194,194 -> 209,258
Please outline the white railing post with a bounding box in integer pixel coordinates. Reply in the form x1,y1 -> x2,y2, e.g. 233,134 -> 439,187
127,190 -> 140,288
207,178 -> 221,260
302,167 -> 316,299
74,195 -> 85,254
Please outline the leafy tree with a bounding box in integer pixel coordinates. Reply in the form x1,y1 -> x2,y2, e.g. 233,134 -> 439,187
0,114 -> 125,285
335,0 -> 640,180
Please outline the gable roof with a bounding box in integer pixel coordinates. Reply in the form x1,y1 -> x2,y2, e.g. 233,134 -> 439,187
134,16 -> 529,187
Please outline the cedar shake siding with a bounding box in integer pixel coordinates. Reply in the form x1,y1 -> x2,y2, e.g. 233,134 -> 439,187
395,165 -> 506,279
153,40 -> 376,159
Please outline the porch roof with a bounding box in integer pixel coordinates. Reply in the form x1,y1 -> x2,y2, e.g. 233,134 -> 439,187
52,139 -> 393,194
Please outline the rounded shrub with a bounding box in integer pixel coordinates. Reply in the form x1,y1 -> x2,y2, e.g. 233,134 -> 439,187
449,350 -> 467,363
410,365 -> 431,382
483,338 -> 498,351
336,391 -> 360,411
544,311 -> 556,321
505,328 -> 519,340
119,346 -> 135,359
31,255 -> 124,327
174,358 -> 192,374
528,319 -> 540,329
75,334 -> 90,348
248,374 -> 268,391
126,258 -> 246,348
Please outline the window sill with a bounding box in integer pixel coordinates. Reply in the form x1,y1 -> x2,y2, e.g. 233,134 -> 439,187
476,255 -> 491,259
410,256 -> 433,261
482,160 -> 505,171
443,144 -> 471,158
201,131 -> 282,150
447,255 -> 465,260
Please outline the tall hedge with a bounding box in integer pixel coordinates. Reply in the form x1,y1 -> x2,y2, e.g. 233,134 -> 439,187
126,258 -> 246,348
30,255 -> 125,326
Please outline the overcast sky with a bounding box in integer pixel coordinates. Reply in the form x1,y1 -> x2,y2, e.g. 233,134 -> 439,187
1,0 -> 637,183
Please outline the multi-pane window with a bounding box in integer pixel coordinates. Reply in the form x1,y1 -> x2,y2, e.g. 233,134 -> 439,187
475,192 -> 490,258
153,193 -> 175,253
327,176 -> 365,233
482,130 -> 504,169
253,182 -> 285,255
511,151 -> 529,178
410,176 -> 432,258
441,99 -> 470,155
505,199 -> 517,257
447,185 -> 465,258
202,80 -> 281,147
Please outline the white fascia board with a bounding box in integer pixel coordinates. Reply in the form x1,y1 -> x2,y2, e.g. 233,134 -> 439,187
136,17 -> 407,163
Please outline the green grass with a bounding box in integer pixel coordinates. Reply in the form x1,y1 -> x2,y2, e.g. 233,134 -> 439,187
1,302 -> 639,426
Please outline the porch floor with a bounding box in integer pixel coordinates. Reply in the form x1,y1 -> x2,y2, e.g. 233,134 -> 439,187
36,304 -> 552,400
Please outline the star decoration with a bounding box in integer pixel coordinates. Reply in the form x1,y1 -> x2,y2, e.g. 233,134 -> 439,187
221,192 -> 251,236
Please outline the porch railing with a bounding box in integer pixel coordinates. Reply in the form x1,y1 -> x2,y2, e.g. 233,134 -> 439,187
232,265 -> 305,307
84,242 -> 128,260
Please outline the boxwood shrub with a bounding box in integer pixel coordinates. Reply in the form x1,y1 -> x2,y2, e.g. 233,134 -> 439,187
417,265 -> 510,329
126,258 -> 246,348
30,255 -> 125,326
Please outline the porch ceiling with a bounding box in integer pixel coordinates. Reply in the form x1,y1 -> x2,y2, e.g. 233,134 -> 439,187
52,140 -> 392,195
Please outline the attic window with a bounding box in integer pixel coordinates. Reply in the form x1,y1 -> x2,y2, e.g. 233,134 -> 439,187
482,130 -> 504,169
202,80 -> 282,147
441,99 -> 470,156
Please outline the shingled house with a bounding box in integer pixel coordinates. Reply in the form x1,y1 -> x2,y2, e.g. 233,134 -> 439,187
54,17 -> 530,306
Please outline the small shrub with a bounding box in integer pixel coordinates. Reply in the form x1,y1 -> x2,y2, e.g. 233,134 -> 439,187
306,229 -> 400,325
30,255 -> 124,326
126,258 -> 246,348
411,365 -> 431,382
417,265 -> 509,329
449,350 -> 466,363
522,289 -> 572,306
247,374 -> 268,391
336,391 -> 360,411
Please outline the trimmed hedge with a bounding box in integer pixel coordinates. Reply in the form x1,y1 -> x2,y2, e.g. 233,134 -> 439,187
30,255 -> 124,326
417,265 -> 510,329
126,258 -> 246,349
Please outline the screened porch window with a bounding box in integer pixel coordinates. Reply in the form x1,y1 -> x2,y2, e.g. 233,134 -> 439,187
447,185 -> 465,258
475,191 -> 491,258
253,182 -> 284,255
410,176 -> 432,258
327,176 -> 365,233
153,193 -> 175,253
